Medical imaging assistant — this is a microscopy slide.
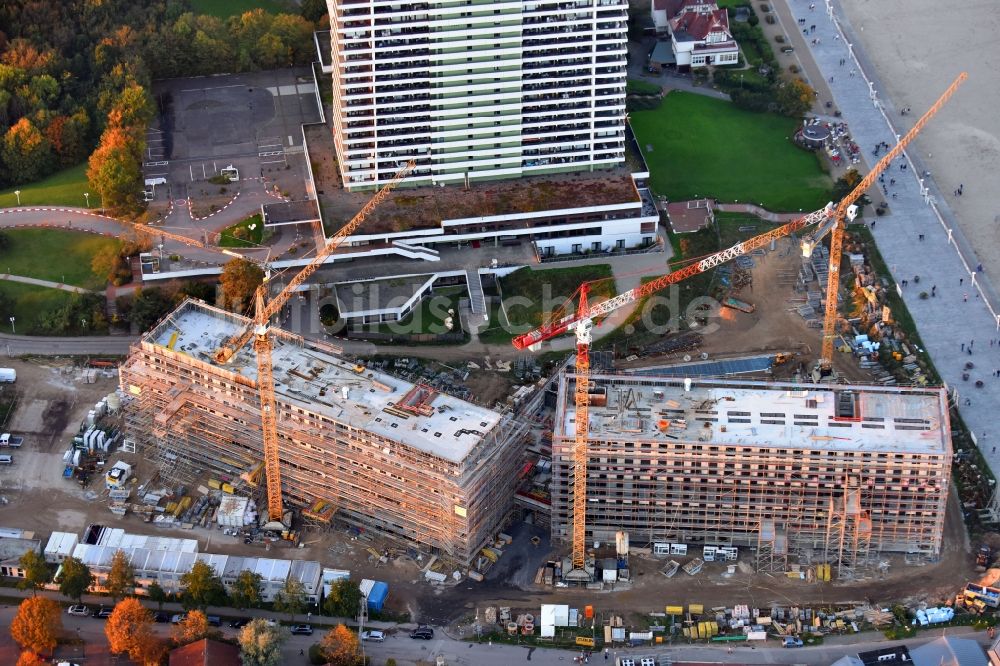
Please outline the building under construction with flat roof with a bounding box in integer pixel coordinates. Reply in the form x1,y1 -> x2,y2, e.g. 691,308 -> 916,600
552,373 -> 952,577
119,299 -> 525,564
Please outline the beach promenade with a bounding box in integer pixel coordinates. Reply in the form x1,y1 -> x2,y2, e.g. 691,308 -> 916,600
782,0 -> 1000,475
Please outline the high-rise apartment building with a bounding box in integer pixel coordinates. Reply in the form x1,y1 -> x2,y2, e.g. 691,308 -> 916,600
325,0 -> 630,190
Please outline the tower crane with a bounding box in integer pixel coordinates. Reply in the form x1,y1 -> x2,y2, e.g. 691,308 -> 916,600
209,159 -> 415,525
89,161 -> 415,525
512,74 -> 965,577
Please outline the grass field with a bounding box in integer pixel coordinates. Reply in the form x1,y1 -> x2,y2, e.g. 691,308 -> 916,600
0,229 -> 120,289
479,265 -> 616,343
0,164 -> 91,208
190,0 -> 293,17
376,287 -> 465,335
219,214 -> 264,248
627,79 -> 662,95
630,91 -> 832,212
0,282 -> 77,333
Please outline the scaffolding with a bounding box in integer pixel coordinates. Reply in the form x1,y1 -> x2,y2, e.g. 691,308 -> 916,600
120,300 -> 526,564
551,373 -> 953,574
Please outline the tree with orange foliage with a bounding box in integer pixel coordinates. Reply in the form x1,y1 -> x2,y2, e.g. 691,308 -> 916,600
10,597 -> 62,656
318,624 -> 361,666
172,609 -> 219,646
105,597 -> 154,661
15,651 -> 48,666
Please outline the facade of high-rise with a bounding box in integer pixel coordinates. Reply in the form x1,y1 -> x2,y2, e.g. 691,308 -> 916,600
325,0 -> 629,190
551,374 -> 952,570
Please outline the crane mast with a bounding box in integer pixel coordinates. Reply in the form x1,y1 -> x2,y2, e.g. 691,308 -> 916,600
223,160 -> 415,524
514,73 -> 966,576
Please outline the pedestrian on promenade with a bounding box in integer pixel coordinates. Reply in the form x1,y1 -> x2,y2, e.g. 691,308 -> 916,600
966,398 -> 972,406
960,277 -> 964,285
892,192 -> 897,199
964,293 -> 969,302
959,183 -> 964,195
931,284 -> 936,296
890,178 -> 895,185
971,340 -> 974,349
961,343 -> 965,352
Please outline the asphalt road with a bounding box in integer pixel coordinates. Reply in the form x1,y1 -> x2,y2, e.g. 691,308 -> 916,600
0,593 -> 989,666
0,331 -> 138,356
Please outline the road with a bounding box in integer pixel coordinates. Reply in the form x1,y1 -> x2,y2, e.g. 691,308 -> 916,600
0,331 -> 137,356
0,593 -> 990,666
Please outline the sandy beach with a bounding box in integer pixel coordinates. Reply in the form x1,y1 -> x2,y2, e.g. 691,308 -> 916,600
837,0 -> 1000,285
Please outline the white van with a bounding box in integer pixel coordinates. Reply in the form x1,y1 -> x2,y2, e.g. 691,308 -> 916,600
0,455 -> 12,464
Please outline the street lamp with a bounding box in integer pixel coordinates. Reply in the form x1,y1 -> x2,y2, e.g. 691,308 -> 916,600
13,190 -> 20,206
84,192 -> 90,208
8,317 -> 14,334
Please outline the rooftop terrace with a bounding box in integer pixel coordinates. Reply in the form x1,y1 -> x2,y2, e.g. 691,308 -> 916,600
144,300 -> 501,463
304,124 -> 641,235
557,374 -> 951,455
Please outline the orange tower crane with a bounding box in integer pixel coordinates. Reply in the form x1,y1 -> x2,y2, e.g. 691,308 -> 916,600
209,160 -> 415,524
512,74 -> 965,575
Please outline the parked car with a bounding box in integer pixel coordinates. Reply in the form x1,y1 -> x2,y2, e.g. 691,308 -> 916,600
67,605 -> 90,617
229,618 -> 250,628
783,637 -> 804,648
95,607 -> 113,619
410,626 -> 434,640
170,613 -> 187,624
153,612 -> 170,623
290,624 -> 313,636
361,630 -> 385,642
206,615 -> 222,627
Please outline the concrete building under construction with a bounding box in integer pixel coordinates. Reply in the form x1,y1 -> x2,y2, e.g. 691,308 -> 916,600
552,374 -> 952,576
119,299 -> 525,565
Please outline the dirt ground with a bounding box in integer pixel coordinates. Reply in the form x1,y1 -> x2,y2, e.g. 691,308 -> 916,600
622,235 -> 872,383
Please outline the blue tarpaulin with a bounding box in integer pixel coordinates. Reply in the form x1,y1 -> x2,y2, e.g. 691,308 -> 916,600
366,581 -> 389,613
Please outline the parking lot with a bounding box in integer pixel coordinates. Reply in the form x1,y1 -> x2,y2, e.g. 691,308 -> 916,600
145,69 -> 321,202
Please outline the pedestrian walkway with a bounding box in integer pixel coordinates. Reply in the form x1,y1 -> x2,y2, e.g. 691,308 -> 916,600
787,1 -> 1000,465
714,203 -> 803,223
0,273 -> 91,293
466,268 -> 487,317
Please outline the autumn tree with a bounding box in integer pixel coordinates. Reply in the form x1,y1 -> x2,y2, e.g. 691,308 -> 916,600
319,624 -> 360,666
2,117 -> 52,183
105,597 -> 153,661
172,609 -> 219,646
10,597 -> 62,656
147,581 -> 168,610
272,578 -> 306,620
15,651 -> 48,666
323,578 -> 362,618
238,619 -> 288,666
776,78 -> 815,118
106,549 -> 136,602
87,125 -> 142,211
179,560 -> 227,609
56,555 -> 94,602
17,550 -> 51,595
91,244 -> 131,287
231,569 -> 264,610
219,257 -> 264,312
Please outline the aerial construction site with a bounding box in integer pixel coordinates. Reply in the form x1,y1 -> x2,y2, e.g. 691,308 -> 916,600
120,298 -> 525,565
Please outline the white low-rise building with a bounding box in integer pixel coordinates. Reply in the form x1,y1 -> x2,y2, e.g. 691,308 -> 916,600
651,0 -> 739,69
71,543 -> 323,602
44,531 -> 79,564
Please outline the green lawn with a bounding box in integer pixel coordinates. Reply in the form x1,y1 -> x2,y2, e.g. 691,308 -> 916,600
627,79 -> 662,95
0,163 -> 91,208
0,229 -> 120,289
190,0 -> 293,17
376,287 -> 465,336
219,214 -> 264,248
0,282 -> 77,333
630,91 -> 832,212
498,264 -> 616,329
